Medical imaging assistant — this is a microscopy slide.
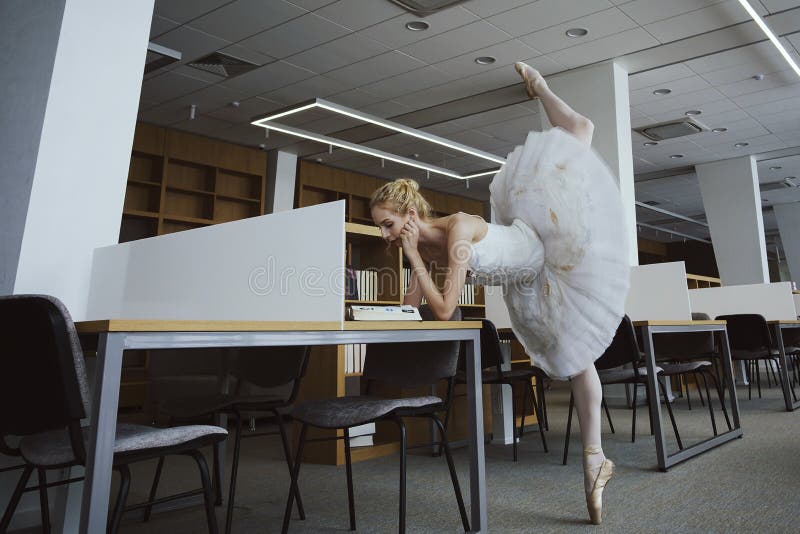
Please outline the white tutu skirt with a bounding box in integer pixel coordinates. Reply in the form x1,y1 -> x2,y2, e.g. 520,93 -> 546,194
489,128 -> 630,379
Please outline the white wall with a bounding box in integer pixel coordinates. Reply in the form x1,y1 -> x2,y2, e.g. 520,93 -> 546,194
8,0 -> 154,321
87,201 -> 346,323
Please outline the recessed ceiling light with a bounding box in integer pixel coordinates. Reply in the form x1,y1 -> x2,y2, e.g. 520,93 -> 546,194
685,110 -> 702,116
770,166 -> 782,170
643,142 -> 658,147
405,20 -> 429,31
712,127 -> 727,133
752,73 -> 765,80
670,154 -> 684,159
653,88 -> 671,95
734,142 -> 749,148
786,176 -> 796,180
565,28 -> 588,37
475,56 -> 496,65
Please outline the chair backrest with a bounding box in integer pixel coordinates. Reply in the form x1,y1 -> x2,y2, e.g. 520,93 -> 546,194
0,295 -> 89,460
233,345 -> 310,402
455,319 -> 504,374
362,306 -> 462,390
715,314 -> 771,351
594,315 -> 641,371
652,312 -> 715,361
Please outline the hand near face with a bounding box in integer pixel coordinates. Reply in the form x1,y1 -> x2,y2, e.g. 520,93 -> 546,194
400,218 -> 419,253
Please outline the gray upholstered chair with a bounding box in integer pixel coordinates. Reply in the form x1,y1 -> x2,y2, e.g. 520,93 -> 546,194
0,294 -> 226,534
652,312 -> 732,435
562,315 -> 682,465
282,306 -> 470,534
143,345 -> 310,534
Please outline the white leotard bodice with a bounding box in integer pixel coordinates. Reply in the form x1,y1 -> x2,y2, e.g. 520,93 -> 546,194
467,219 -> 544,286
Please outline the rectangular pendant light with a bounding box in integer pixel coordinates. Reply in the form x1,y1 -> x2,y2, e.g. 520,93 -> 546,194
250,98 -> 504,180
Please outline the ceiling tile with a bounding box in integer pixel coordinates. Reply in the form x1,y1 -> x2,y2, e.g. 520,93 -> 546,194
153,0 -> 232,25
289,0 -> 339,9
487,0 -> 613,37
140,71 -> 212,104
358,7 -> 479,49
520,7 -> 638,55
150,15 -> 179,38
685,39 -> 784,74
633,87 -> 726,115
164,84 -> 248,112
549,27 -> 660,69
618,0 -> 727,25
697,53 -> 798,85
170,115 -> 236,136
644,0 -> 765,43
238,12 -> 351,59
460,0 -> 537,18
325,50 -> 426,85
325,88 -> 385,107
400,21 -> 512,64
360,66 -> 455,100
315,0 -> 406,31
152,25 -> 232,63
219,60 -> 316,97
189,0 -> 306,42
717,68 -> 799,98
731,80 -> 800,106
217,44 -> 275,66
205,96 -> 284,123
628,63 -> 697,91
433,39 -> 540,78
286,32 -> 390,73
359,100 -> 412,118
138,101 -> 196,126
630,75 -> 712,107
755,0 -> 800,13
260,76 -> 351,104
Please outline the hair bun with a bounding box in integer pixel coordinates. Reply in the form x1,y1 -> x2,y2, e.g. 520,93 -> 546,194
398,178 -> 419,191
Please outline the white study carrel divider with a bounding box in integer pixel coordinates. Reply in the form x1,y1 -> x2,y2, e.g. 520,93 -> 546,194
86,201 -> 346,323
689,281 -> 797,321
625,262 -> 692,321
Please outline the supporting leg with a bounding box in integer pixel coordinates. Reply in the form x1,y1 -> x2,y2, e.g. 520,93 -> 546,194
108,465 -> 130,534
343,427 -> 356,531
188,450 -> 219,534
0,465 -> 33,532
282,424 -> 308,534
431,415 -> 470,532
143,456 -> 164,522
276,411 -> 305,519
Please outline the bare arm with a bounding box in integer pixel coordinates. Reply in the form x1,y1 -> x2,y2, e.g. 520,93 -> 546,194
403,268 -> 424,308
403,217 -> 471,321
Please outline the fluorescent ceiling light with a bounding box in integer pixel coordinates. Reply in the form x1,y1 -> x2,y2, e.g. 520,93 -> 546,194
251,98 -> 504,180
737,0 -> 800,78
252,120 -> 499,180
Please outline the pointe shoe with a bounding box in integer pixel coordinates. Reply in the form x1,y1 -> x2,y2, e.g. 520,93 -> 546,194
585,458 -> 615,525
514,61 -> 547,99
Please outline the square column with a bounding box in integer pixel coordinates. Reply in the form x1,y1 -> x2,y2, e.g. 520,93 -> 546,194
773,203 -> 800,284
539,60 -> 638,266
696,157 -> 769,285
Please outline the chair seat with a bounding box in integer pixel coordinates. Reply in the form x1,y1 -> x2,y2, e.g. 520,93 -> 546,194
20,423 -> 228,467
658,361 -> 712,375
731,348 -> 779,360
598,365 -> 663,384
159,393 -> 283,418
292,395 -> 442,429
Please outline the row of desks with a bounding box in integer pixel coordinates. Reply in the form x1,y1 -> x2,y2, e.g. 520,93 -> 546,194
71,318 -> 800,533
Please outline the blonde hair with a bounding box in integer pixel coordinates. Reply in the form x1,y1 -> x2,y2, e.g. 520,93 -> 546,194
370,178 -> 432,219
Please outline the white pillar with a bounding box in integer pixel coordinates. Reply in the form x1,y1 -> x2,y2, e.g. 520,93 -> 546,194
0,0 -> 154,320
774,203 -> 800,284
266,150 -> 298,213
696,157 -> 769,285
540,60 -> 638,266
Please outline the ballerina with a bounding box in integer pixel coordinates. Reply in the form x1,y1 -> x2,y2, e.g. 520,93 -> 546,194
369,62 -> 629,524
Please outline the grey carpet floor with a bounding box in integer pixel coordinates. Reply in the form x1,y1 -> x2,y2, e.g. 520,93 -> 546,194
99,381 -> 800,533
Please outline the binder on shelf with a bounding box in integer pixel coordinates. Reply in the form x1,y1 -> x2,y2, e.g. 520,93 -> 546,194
348,422 -> 375,447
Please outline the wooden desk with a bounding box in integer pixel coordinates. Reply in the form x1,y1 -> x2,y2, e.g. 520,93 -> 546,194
74,320 -> 486,534
767,320 -> 800,411
634,320 -> 743,471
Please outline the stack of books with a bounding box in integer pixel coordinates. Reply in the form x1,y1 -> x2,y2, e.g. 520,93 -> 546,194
346,267 -> 378,301
348,422 -> 376,447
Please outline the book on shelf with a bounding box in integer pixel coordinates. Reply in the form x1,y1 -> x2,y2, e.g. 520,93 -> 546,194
348,268 -> 379,301
348,305 -> 422,321
348,422 -> 376,447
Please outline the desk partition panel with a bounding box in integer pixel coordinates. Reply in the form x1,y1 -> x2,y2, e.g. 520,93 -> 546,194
625,262 -> 692,321
86,201 -> 346,323
688,282 -> 796,321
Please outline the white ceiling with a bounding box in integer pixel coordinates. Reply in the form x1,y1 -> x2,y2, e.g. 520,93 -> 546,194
141,0 -> 800,251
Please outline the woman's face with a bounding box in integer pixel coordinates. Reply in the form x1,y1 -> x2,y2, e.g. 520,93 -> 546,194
371,203 -> 411,246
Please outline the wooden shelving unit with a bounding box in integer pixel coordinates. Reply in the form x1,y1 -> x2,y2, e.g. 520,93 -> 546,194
686,273 -> 722,289
120,123 -> 267,242
295,160 -> 493,465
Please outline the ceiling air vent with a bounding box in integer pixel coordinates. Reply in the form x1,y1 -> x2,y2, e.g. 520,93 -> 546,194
388,0 -> 467,15
634,118 -> 707,141
187,52 -> 259,78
